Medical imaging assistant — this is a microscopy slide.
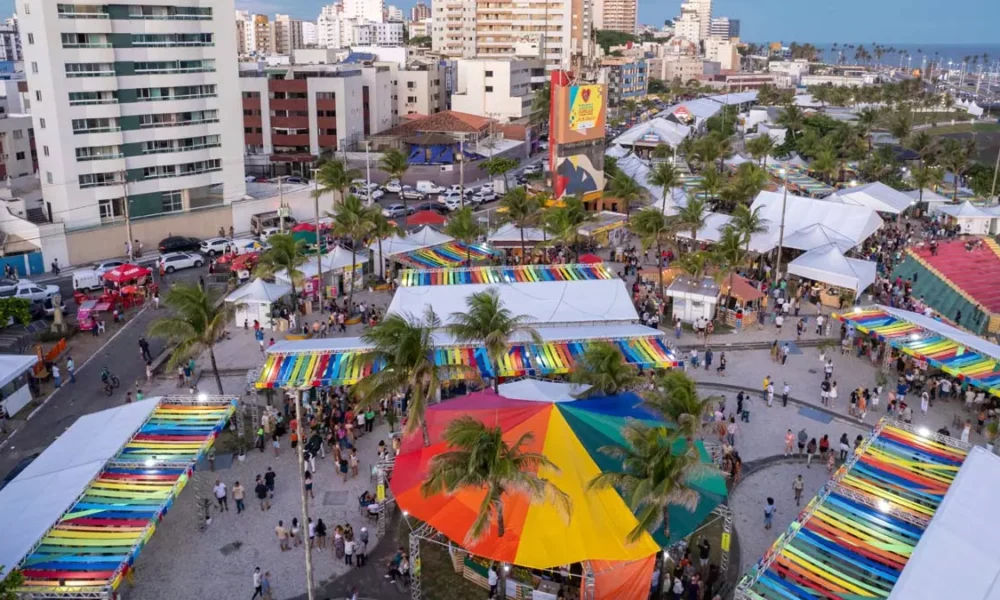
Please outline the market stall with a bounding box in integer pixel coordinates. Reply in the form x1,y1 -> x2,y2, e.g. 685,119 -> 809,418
577,211 -> 628,247
718,273 -> 764,327
666,275 -> 720,324
786,243 -> 877,303
398,263 -> 614,287
225,278 -> 292,330
369,226 -> 498,276
275,246 -> 366,299
931,201 -> 996,235
487,223 -> 547,252
826,181 -> 916,215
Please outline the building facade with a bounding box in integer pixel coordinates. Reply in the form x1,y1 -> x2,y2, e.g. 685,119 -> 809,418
593,0 -> 637,35
450,58 -> 546,121
0,17 -> 22,62
353,21 -> 404,46
389,58 -> 447,119
709,17 -> 738,40
344,0 -> 385,24
273,14 -> 305,55
252,14 -> 272,54
21,0 -> 246,231
410,2 -> 431,22
599,57 -> 647,107
302,21 -> 318,46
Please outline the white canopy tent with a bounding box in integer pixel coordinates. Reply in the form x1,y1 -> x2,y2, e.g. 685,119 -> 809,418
617,154 -> 673,210
488,222 -> 547,248
605,144 -> 630,159
764,154 -> 809,170
787,244 -> 877,295
826,181 -> 916,214
225,278 -> 292,329
0,399 -> 160,579
931,201 -> 996,235
751,188 -> 884,250
369,226 -> 454,277
903,188 -> 952,204
781,223 -> 856,252
723,154 -> 753,168
612,118 -> 691,148
497,379 -> 591,402
387,279 -> 639,327
0,354 -> 38,416
888,446 -> 1000,600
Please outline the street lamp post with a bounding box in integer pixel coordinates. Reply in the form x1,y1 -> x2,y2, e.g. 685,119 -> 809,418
364,141 -> 373,207
774,169 -> 789,286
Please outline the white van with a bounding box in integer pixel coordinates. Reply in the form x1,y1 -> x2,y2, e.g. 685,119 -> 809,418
73,269 -> 103,291
415,180 -> 443,195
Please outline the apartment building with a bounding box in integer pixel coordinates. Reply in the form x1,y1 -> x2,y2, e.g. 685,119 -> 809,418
709,17 -> 739,40
344,0 -> 385,24
273,14 -> 305,55
705,37 -> 739,71
433,0 -> 593,71
599,56 -> 647,107
21,0 -> 246,231
302,22 -> 318,46
408,18 -> 431,39
386,5 -> 405,21
389,58 -> 446,119
410,2 -> 431,21
593,0 -> 637,35
353,21 -> 404,46
0,17 -> 22,62
451,58 -> 546,121
241,62 -> 392,175
252,14 -> 272,54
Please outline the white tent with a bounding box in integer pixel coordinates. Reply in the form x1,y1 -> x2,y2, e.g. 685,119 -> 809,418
617,154 -> 672,209
612,118 -> 691,148
488,222 -> 547,247
932,201 -> 996,235
724,154 -> 752,168
751,188 -> 883,250
903,188 -> 952,204
888,446 -> 1000,600
497,379 -> 590,402
826,181 -> 916,214
787,244 -> 877,294
369,226 -> 454,276
226,278 -> 292,329
0,354 -> 38,416
0,399 -> 160,578
605,144 -> 630,159
387,279 -> 639,327
674,212 -> 777,253
782,223 -> 857,252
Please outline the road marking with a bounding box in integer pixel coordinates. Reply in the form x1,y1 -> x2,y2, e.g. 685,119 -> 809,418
0,304 -> 152,452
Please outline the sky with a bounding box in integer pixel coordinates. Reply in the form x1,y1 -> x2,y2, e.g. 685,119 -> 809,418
0,0 -> 995,46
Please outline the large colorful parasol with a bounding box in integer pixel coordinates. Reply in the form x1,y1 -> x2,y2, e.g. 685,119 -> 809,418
390,389 -> 727,569
102,264 -> 151,283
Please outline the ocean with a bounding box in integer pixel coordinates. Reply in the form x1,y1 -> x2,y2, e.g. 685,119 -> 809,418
774,43 -> 1000,70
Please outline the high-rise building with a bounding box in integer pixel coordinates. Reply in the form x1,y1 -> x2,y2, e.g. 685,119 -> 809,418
386,5 -> 404,21
353,22 -> 404,46
433,0 -> 593,71
302,22 -> 319,46
0,16 -> 22,62
451,58 -> 547,121
21,1 -> 245,232
344,0 -> 385,24
673,1 -> 702,45
410,2 -> 431,22
273,14 -> 306,55
252,14 -> 272,54
709,17 -> 739,40
692,0 -> 713,41
593,0 -> 637,35
317,5 -> 347,48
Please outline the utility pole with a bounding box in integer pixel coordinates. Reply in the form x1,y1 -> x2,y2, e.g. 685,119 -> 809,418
774,173 -> 789,285
458,136 -> 465,209
364,141 -> 372,207
990,146 -> 1000,203
120,169 -> 134,261
293,389 -> 315,600
314,177 -> 325,310
278,175 -> 286,234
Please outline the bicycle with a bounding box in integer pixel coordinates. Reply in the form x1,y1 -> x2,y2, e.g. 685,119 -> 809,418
102,372 -> 121,396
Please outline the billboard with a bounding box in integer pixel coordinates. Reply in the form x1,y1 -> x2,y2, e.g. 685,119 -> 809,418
550,71 -> 607,201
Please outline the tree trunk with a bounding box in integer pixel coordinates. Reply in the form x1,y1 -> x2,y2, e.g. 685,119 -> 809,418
347,247 -> 357,310
209,346 -> 224,394
496,507 -> 506,599
657,241 -> 665,305
519,227 -> 526,263
492,357 -> 500,393
294,390 -> 316,600
466,243 -> 472,268
661,185 -> 669,214
377,238 -> 385,282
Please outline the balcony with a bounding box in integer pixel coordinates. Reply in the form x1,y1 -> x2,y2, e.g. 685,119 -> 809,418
269,80 -> 308,93
242,97 -> 261,109
271,116 -> 309,129
245,133 -> 264,145
316,117 -> 339,130
316,99 -> 338,111
243,116 -> 262,127
271,134 -> 310,146
270,98 -> 308,111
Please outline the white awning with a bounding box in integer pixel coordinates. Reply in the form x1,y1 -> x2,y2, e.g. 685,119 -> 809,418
751,188 -> 883,250
0,354 -> 37,389
0,399 -> 160,577
787,244 -> 877,294
612,118 -> 691,147
933,201 -> 997,219
369,225 -> 454,257
488,223 -> 547,244
279,246 -> 367,281
782,223 -> 855,252
225,278 -> 292,304
497,379 -> 590,402
674,212 -> 776,253
826,181 -> 916,214
903,188 -> 952,204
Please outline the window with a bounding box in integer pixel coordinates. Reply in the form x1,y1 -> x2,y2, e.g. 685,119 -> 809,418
61,33 -> 110,48
30,62 -> 37,74
242,91 -> 261,99
406,82 -> 415,89
65,63 -> 114,77
485,70 -> 493,77
79,172 -> 122,188
69,91 -> 117,105
142,135 -> 220,154
162,190 -> 183,213
72,117 -> 120,134
46,171 -> 52,184
143,159 -> 221,180
76,145 -> 122,161
485,86 -> 493,92
407,96 -> 417,103
11,130 -> 22,140
35,91 -> 41,102
138,110 -> 219,129
38,118 -> 45,129
27,33 -> 33,45
22,3 -> 29,14
14,151 -> 24,160
43,146 -> 49,157
99,198 -> 125,221
133,60 -> 215,74
132,33 -> 213,47
57,4 -> 108,18
128,5 -> 211,20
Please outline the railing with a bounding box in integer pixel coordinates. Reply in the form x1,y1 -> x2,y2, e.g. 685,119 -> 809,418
142,142 -> 221,155
66,71 -> 115,78
62,42 -> 112,49
134,66 -> 215,75
138,118 -> 219,129
76,152 -> 124,162
73,126 -> 121,134
136,92 -> 217,102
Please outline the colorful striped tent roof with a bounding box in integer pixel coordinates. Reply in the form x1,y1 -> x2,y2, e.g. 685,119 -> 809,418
834,307 -> 1000,397
256,334 -> 676,388
766,164 -> 835,198
736,420 -> 969,600
395,241 -> 499,269
17,399 -> 236,597
399,263 -> 615,287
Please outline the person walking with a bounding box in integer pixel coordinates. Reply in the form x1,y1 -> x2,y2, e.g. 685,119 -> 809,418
797,428 -> 808,456
764,497 -> 775,530
264,467 -> 276,499
820,379 -> 830,406
252,567 -> 263,600
345,536 -> 355,565
139,337 -> 153,362
316,518 -> 328,550
782,382 -> 790,407
716,351 -> 726,376
66,357 -> 76,384
303,470 -> 314,500
839,433 -> 850,461
819,434 -> 829,458
781,343 -> 790,365
213,479 -> 228,511
255,475 -> 270,511
357,527 -> 369,566
766,381 -> 775,407
233,481 -> 245,514
920,391 -> 930,416
275,520 -> 290,551
829,382 -> 839,410
806,438 -> 817,467
725,416 -> 739,447
290,518 -> 301,547
52,364 -> 61,388
261,571 -> 272,600
784,429 -> 794,456
792,475 -> 804,506
827,448 -> 836,474
816,314 -> 825,335
704,348 -> 713,371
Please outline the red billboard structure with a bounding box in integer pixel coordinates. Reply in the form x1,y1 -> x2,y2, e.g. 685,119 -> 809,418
549,70 -> 608,205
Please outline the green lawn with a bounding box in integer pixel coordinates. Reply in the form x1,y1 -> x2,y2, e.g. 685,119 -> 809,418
397,520 -> 487,600
928,122 -> 1000,136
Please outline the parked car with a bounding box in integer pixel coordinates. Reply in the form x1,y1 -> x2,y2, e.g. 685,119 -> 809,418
437,190 -> 465,205
0,281 -> 60,303
383,179 -> 402,193
350,184 -> 385,201
158,236 -> 201,254
199,237 -> 233,256
444,184 -> 474,197
400,186 -> 425,201
93,259 -> 126,275
471,189 -> 498,204
411,201 -> 449,215
441,197 -> 463,212
523,163 -> 542,175
159,252 -> 204,273
284,176 -> 307,185
382,204 -> 412,218
73,269 -> 103,291
415,180 -> 443,195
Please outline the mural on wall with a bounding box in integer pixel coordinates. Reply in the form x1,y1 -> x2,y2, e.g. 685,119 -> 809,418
554,153 -> 604,200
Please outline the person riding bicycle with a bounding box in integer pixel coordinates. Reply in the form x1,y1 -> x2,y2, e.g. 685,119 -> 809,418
101,367 -> 116,385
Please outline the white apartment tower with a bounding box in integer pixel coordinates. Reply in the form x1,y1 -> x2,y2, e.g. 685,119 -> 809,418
673,1 -> 702,45
344,0 -> 385,24
21,0 -> 246,231
593,0 -> 637,35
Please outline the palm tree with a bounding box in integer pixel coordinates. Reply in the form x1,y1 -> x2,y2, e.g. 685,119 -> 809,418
676,195 -> 710,246
481,157 -> 520,196
444,206 -> 485,266
911,164 -> 944,205
810,148 -> 840,185
499,187 -> 541,259
421,415 -> 571,597
696,167 -> 725,203
714,225 -> 748,309
604,155 -> 621,180
379,148 -> 410,214
677,250 -> 714,281
631,208 -> 674,301
328,194 -> 373,308
907,130 -> 937,166
648,161 -> 679,214
529,83 -> 551,126
587,422 -> 712,542
642,371 -> 718,441
148,284 -> 230,394
256,233 -> 309,300
447,289 -> 541,392
569,341 -> 639,396
776,104 -> 805,142
651,144 -> 672,159
367,209 -> 404,282
314,159 -> 361,207
729,204 -> 767,258
888,109 -> 914,146
545,196 -> 593,261
745,135 -> 775,167
608,172 -> 644,221
855,108 -> 881,151
728,163 -> 768,206
359,307 -> 445,447
623,98 -> 639,120
939,138 -> 975,201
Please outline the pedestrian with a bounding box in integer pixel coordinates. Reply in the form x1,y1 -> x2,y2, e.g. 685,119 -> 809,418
704,348 -> 713,371
782,382 -> 790,407
764,497 -> 775,530
307,517 -> 316,548
255,475 -> 270,510
816,314 -> 825,335
303,470 -> 314,500
139,337 -> 152,362
153,290 -> 159,309
766,381 -> 774,407
824,359 -> 833,380
252,567 -> 263,600
145,360 -> 152,383
806,438 -> 817,467
961,419 -> 971,443
52,364 -> 61,388
488,565 -> 498,598
345,535 -> 355,565
125,391 -> 132,404
736,391 -> 745,420
213,479 -> 228,511
698,536 -> 711,571
276,520 -> 290,551
233,481 -> 245,513
793,474 -> 804,506
689,348 -> 699,369
827,449 -> 836,473
272,431 -> 280,456
820,379 -> 830,406
819,434 -> 829,458
176,365 -> 185,388
261,571 -> 272,600
829,381 -> 839,409
920,391 -> 929,415
290,518 -> 301,547
784,429 -> 794,456
775,313 -> 784,331
781,343 -> 790,365
716,351 -> 726,376
839,433 -> 850,461
264,467 -> 276,498
316,518 -> 328,550
725,415 -> 739,446
66,357 -> 76,384
358,526 -> 369,566
797,428 -> 807,456
136,389 -> 143,402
